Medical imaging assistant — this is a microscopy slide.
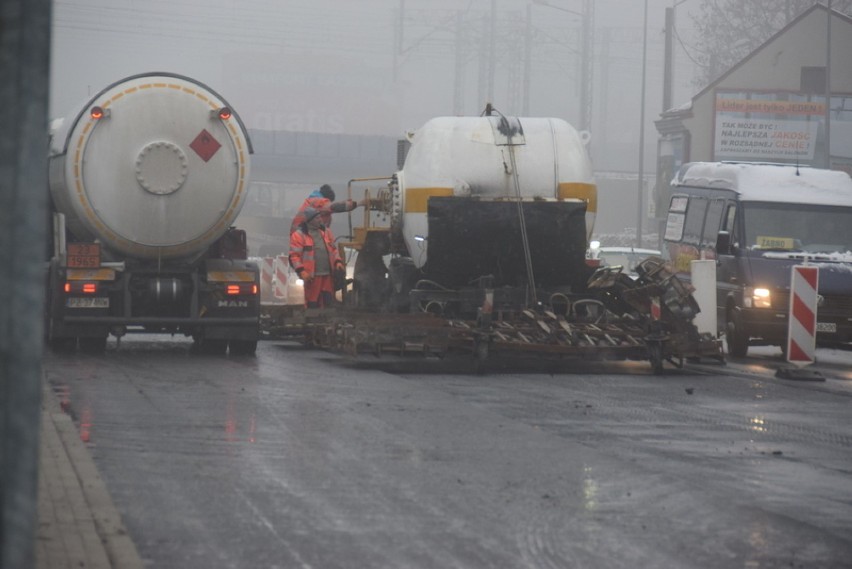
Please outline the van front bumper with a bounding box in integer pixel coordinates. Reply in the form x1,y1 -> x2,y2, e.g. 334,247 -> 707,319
741,308 -> 852,346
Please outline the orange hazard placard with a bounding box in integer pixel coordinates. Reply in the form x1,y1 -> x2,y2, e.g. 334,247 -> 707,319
66,243 -> 101,268
190,129 -> 221,162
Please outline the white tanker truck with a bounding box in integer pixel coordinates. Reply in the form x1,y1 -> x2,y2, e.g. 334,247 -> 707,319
45,72 -> 259,354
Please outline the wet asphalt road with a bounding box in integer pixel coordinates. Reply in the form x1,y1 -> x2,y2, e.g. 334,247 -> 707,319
43,339 -> 852,569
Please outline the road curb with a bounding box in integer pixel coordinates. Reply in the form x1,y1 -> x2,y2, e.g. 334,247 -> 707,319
40,379 -> 145,569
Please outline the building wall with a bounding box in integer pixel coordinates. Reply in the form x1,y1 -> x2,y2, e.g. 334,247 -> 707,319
682,8 -> 852,162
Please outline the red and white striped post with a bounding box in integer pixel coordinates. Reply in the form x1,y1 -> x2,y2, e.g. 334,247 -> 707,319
650,297 -> 661,321
260,257 -> 274,302
273,255 -> 289,302
786,265 -> 819,367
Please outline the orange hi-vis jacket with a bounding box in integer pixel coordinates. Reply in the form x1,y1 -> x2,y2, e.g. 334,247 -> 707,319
289,225 -> 342,278
290,196 -> 358,233
290,196 -> 331,233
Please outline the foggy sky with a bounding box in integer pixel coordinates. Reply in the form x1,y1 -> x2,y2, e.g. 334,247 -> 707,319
50,0 -> 703,169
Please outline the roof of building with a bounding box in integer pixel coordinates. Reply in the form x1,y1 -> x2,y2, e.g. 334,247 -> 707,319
660,4 -> 852,119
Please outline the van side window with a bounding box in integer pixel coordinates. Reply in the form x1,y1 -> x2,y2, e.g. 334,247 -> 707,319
722,203 -> 738,245
664,195 -> 688,241
722,203 -> 736,232
682,197 -> 708,245
702,199 -> 725,247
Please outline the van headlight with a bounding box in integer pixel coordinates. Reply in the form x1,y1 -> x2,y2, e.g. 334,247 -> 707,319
745,287 -> 772,308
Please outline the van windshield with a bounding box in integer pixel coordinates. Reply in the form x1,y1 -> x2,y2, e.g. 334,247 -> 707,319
743,202 -> 852,255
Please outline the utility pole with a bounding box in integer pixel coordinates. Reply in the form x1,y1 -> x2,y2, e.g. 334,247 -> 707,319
663,7 -> 674,112
478,14 -> 489,108
523,4 -> 533,115
506,13 -> 525,113
825,0 -> 832,169
579,0 -> 594,133
393,0 -> 405,82
636,0 -> 649,246
666,1 -> 692,113
488,0 -> 497,103
530,0 -> 593,132
454,11 -> 465,115
0,0 -> 52,567
598,27 -> 610,154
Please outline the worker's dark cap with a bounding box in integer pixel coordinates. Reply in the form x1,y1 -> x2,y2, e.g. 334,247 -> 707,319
319,184 -> 335,201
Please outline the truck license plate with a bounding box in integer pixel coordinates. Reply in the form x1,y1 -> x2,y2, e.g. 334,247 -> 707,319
816,322 -> 837,333
66,297 -> 109,309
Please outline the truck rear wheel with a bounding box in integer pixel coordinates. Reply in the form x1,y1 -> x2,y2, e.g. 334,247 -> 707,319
47,316 -> 77,352
79,336 -> 107,354
196,338 -> 228,355
229,340 -> 257,356
50,336 -> 77,352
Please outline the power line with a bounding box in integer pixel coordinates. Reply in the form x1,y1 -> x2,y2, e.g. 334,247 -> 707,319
53,1 -> 394,55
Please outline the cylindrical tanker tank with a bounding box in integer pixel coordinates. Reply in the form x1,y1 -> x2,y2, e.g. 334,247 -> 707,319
48,72 -> 252,261
396,116 -> 595,268
44,73 -> 260,354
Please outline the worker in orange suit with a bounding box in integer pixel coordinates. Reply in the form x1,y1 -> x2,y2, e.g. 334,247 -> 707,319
289,207 -> 345,308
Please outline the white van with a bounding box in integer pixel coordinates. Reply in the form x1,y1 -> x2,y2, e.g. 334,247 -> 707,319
663,162 -> 852,356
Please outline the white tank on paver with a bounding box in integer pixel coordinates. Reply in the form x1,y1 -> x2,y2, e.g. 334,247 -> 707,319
395,116 -> 596,268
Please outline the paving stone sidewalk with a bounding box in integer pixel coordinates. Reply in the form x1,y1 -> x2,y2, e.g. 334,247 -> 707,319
36,379 -> 144,569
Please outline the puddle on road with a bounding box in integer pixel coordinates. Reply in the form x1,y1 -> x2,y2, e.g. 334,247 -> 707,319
51,383 -> 95,443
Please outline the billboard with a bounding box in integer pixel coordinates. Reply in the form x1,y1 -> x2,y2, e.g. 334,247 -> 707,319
713,91 -> 824,163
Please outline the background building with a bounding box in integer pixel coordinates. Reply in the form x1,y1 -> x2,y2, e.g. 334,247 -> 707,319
655,4 -> 852,227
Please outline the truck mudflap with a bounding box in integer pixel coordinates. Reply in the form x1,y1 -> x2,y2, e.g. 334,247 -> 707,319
265,257 -> 725,374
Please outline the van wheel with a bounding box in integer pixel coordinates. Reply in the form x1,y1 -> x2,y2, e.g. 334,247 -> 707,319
725,312 -> 749,357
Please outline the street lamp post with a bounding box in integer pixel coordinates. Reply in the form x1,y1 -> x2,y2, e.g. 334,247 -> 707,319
636,0 -> 649,246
